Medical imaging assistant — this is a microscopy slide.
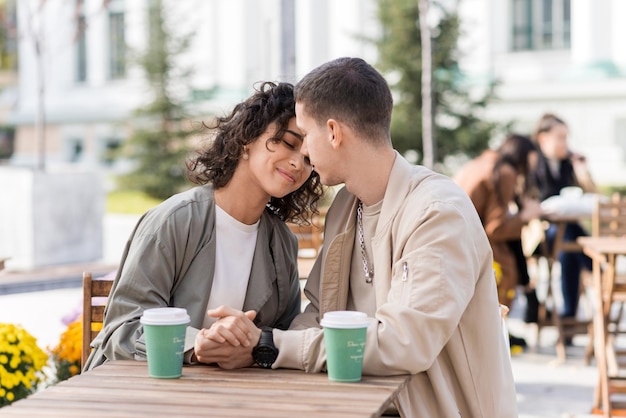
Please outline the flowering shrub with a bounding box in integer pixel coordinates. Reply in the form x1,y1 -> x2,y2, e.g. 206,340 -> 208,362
0,323 -> 48,408
49,318 -> 82,383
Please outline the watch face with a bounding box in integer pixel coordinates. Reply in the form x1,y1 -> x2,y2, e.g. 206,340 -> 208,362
254,346 -> 278,368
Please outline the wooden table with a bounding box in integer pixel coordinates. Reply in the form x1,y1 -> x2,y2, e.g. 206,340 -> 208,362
1,360 -> 411,417
577,236 -> 626,417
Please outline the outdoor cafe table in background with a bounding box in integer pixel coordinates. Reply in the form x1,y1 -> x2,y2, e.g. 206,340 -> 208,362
1,360 -> 411,418
531,212 -> 593,362
577,236 -> 626,417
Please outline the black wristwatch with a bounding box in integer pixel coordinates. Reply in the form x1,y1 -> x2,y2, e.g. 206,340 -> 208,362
252,327 -> 278,369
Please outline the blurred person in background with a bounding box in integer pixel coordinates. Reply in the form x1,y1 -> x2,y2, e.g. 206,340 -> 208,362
84,82 -> 324,370
455,134 -> 543,344
532,113 -> 595,320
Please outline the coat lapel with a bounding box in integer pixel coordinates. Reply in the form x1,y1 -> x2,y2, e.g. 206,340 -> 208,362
243,214 -> 275,314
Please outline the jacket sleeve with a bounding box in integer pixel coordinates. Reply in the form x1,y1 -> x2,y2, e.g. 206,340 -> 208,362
99,233 -> 177,359
87,212 -> 191,367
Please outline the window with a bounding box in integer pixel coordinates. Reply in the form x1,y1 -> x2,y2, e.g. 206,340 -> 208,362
511,0 -> 571,51
540,0 -> 553,49
512,0 -> 532,50
563,0 -> 571,48
66,138 -> 84,162
108,11 -> 126,79
101,138 -> 121,166
75,0 -> 87,82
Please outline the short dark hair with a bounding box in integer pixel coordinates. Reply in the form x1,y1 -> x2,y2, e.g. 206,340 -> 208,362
186,81 -> 323,224
295,57 -> 393,143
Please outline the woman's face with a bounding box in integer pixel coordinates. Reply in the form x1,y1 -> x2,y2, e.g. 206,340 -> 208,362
537,123 -> 569,160
245,117 -> 313,198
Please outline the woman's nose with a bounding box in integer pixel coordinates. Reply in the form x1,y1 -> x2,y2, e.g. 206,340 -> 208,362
290,152 -> 304,169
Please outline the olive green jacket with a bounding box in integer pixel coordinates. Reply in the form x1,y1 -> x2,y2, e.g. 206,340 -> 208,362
84,185 -> 301,370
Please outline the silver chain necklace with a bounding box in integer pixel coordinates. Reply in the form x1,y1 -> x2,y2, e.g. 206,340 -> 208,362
357,201 -> 374,284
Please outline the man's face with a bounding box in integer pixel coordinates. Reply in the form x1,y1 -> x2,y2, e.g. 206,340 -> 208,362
295,102 -> 341,186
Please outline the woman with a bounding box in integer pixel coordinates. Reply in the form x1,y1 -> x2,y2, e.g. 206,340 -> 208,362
532,113 -> 594,319
84,82 -> 323,370
455,134 -> 542,310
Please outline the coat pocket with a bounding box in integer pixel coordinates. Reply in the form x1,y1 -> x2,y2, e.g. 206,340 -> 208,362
389,255 -> 443,312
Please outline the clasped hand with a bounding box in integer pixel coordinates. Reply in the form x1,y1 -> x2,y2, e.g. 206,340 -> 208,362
193,306 -> 261,369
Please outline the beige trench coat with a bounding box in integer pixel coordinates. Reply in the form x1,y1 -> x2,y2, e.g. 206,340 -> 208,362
273,153 -> 517,417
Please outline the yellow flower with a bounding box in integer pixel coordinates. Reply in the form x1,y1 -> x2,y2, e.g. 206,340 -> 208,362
49,318 -> 83,383
492,261 -> 502,285
0,323 -> 48,408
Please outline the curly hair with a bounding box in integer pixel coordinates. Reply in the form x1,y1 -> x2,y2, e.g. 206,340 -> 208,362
186,81 -> 323,224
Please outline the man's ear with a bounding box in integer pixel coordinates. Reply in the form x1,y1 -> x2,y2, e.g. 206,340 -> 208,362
327,119 -> 344,149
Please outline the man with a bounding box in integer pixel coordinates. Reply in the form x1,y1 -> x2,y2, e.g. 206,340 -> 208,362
195,57 -> 518,417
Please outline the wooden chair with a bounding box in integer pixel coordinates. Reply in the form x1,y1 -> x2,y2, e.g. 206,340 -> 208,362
590,194 -> 626,416
287,222 -> 323,258
593,193 -> 626,237
81,271 -> 114,369
287,209 -> 326,260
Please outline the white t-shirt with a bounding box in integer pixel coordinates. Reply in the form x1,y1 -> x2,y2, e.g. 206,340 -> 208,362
202,205 -> 259,328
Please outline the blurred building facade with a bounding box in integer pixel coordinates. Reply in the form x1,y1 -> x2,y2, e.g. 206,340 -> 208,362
459,0 -> 626,185
4,0 -> 626,186
5,0 -> 377,173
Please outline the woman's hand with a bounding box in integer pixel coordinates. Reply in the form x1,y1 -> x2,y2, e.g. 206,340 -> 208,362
192,306 -> 262,369
519,198 -> 542,223
205,306 -> 258,347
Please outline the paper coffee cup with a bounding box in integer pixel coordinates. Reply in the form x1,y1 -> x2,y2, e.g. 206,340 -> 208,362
140,307 -> 190,379
320,311 -> 369,382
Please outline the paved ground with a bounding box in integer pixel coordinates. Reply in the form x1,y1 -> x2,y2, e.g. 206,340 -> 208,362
0,214 -> 604,417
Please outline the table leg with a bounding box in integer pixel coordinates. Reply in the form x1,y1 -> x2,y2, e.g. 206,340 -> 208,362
591,256 -> 611,417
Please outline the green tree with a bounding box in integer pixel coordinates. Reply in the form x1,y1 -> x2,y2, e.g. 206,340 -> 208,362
375,0 -> 501,165
117,0 -> 198,200
0,0 -> 17,71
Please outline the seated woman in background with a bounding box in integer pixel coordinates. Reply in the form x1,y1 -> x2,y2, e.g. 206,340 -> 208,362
454,134 -> 542,324
84,82 -> 324,370
531,113 -> 595,319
